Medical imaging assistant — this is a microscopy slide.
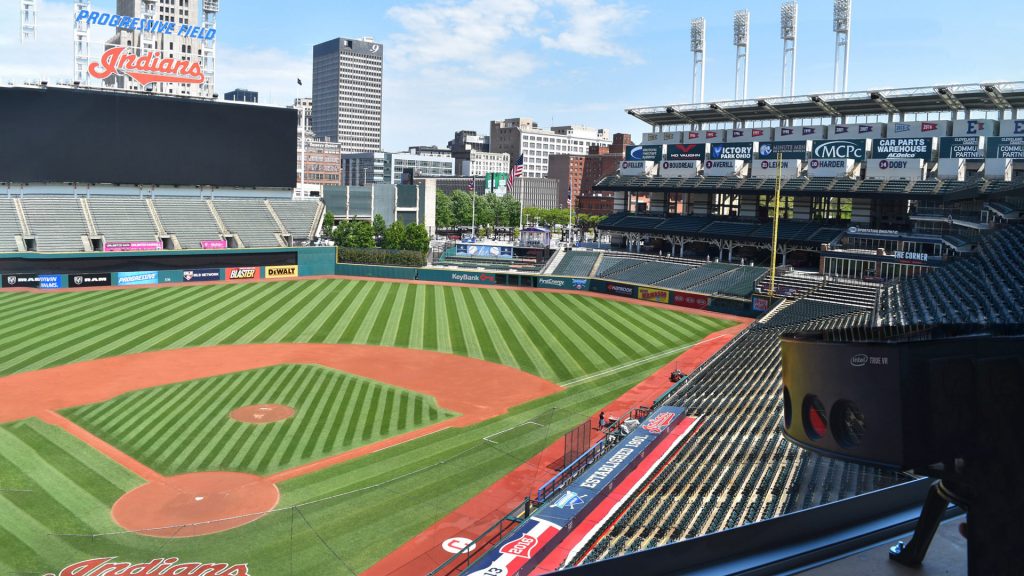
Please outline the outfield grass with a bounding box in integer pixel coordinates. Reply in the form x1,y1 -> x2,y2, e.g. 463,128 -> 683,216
0,279 -> 735,574
61,364 -> 454,476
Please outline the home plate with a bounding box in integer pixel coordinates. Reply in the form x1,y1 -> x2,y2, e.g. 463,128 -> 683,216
195,496 -> 205,501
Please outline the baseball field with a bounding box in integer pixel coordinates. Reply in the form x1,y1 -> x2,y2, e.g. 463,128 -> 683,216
0,278 -> 735,574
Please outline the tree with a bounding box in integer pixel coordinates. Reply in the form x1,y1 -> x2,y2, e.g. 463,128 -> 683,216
372,214 -> 387,242
382,220 -> 407,250
349,221 -> 376,248
477,192 -> 498,227
435,192 -> 454,229
450,190 -> 474,227
403,223 -> 431,253
331,220 -> 351,247
321,210 -> 334,237
497,194 -> 520,228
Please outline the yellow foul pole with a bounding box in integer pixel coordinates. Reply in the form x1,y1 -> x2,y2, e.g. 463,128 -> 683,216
768,150 -> 783,298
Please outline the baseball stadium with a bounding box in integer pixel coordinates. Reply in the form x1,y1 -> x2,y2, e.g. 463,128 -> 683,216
3,3 -> 1024,576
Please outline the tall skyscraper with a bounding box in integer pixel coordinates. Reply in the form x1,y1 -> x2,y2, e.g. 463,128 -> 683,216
312,37 -> 383,153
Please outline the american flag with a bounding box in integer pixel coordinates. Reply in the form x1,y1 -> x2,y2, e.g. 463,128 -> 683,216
506,153 -> 524,195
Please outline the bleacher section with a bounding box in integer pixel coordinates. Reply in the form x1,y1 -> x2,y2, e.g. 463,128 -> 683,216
213,200 -> 283,248
576,309 -> 907,564
880,223 -> 1024,325
0,199 -> 22,253
89,198 -> 159,244
690,265 -> 767,298
269,200 -> 321,242
21,197 -> 89,253
153,198 -> 223,250
599,213 -> 845,247
602,261 -> 693,286
657,262 -> 734,291
553,251 -> 599,277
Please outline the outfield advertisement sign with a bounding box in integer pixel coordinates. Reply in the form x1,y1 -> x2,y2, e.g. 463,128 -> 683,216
873,138 -> 933,159
69,273 -> 111,288
200,239 -> 228,249
265,265 -> 299,278
664,143 -> 706,161
626,145 -> 663,162
638,287 -> 669,303
671,291 -> 709,309
39,274 -> 63,289
752,295 -> 772,312
709,142 -> 754,160
757,141 -> 808,160
417,269 -> 498,285
812,139 -> 866,160
183,268 -> 221,282
116,271 -> 158,286
2,274 -> 40,288
225,267 -> 260,281
985,137 -> 1024,159
103,241 -> 162,252
456,244 -> 514,259
464,407 -> 685,576
590,280 -> 636,298
535,276 -> 588,291
939,137 -> 984,159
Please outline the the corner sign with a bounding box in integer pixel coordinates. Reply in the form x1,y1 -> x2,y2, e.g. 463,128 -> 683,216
89,47 -> 205,86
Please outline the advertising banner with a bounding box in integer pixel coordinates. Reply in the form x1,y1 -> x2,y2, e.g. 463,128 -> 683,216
68,272 -> 111,288
728,127 -> 771,141
619,160 -> 654,176
709,142 -> 754,160
39,274 -> 63,289
638,287 -> 669,303
590,280 -> 636,298
671,291 -> 710,309
886,120 -> 949,138
865,158 -> 924,180
225,267 -> 260,281
750,159 -> 802,177
952,119 -> 996,137
624,145 -> 664,162
103,241 -> 162,252
683,130 -> 727,143
535,276 -> 588,291
985,136 -> 1024,159
116,271 -> 158,286
756,141 -> 808,160
664,143 -> 706,161
265,265 -> 299,278
872,138 -> 933,159
812,139 -> 867,160
703,159 -> 746,176
642,131 -> 684,144
807,158 -> 854,177
939,136 -> 984,159
456,244 -> 514,259
829,123 -> 883,139
776,125 -> 825,141
752,295 -> 771,312
200,240 -> 228,249
2,273 -> 40,288
182,268 -> 221,282
659,160 -> 700,177
998,119 -> 1024,137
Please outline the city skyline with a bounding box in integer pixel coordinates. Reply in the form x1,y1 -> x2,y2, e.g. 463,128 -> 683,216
3,0 -> 1024,152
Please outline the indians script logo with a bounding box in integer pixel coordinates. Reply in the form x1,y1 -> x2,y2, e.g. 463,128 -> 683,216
45,557 -> 249,576
642,411 -> 676,434
500,535 -> 539,559
89,47 -> 205,86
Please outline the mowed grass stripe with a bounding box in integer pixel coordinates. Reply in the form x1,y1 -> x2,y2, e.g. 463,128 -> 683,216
522,293 -> 610,370
472,289 -> 545,377
304,280 -> 365,343
337,282 -> 383,342
384,283 -> 413,348
496,290 -> 585,380
441,288 -> 468,356
64,365 -> 455,476
461,289 -> 517,369
363,283 -> 403,346
449,287 -> 486,361
244,280 -> 330,344
281,280 -> 347,342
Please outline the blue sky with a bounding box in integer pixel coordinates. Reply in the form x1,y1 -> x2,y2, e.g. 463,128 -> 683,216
2,0 -> 1023,151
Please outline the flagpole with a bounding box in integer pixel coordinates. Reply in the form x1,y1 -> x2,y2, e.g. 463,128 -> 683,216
567,180 -> 573,245
296,78 -> 305,196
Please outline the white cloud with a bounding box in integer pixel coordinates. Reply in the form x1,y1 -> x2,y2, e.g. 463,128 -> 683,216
216,46 -> 308,106
539,0 -> 640,62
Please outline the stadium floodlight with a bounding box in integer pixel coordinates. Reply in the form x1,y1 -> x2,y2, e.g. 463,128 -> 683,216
20,0 -> 36,44
733,10 -> 750,101
833,0 -> 852,93
690,17 -> 706,104
780,1 -> 798,97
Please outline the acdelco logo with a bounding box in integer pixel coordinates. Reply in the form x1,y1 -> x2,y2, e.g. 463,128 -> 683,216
850,354 -> 868,367
500,535 -> 539,559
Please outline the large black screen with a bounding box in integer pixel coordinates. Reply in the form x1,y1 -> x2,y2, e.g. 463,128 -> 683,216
0,87 -> 296,188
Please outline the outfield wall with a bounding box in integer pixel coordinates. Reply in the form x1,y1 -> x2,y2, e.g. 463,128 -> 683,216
0,247 -> 336,288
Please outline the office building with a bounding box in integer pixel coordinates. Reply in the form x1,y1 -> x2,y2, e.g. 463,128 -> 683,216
224,88 -> 257,103
292,97 -> 313,137
322,182 -> 436,233
490,118 -> 611,179
546,155 -> 585,209
312,37 -> 383,152
548,133 -> 632,213
296,137 -> 341,196
341,152 -> 454,186
512,177 -> 560,209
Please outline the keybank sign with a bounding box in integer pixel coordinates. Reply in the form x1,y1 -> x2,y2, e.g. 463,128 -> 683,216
812,139 -> 866,160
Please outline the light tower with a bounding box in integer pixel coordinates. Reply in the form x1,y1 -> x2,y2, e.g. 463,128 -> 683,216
733,10 -> 750,101
73,1 -> 91,85
20,0 -> 36,43
833,0 -> 852,93
690,17 -> 706,104
780,0 -> 798,97
200,0 -> 219,98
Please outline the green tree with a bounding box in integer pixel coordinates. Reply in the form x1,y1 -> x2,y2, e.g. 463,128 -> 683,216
497,194 -> 521,228
382,220 -> 407,250
402,223 -> 431,253
350,221 -> 376,248
331,220 -> 351,247
477,192 -> 498,227
435,192 -> 454,229
372,214 -> 387,242
450,190 -> 474,226
321,210 -> 334,237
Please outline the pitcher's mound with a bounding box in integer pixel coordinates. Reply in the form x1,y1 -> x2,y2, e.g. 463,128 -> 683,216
229,403 -> 294,424
112,472 -> 279,537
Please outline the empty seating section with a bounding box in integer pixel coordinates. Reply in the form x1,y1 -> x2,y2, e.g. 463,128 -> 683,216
880,224 -> 1024,325
600,212 -> 844,246
657,215 -> 712,233
603,261 -> 692,286
754,272 -> 822,299
762,299 -> 864,327
699,220 -> 759,238
0,199 -> 22,252
879,180 -> 910,194
21,197 -> 89,252
596,256 -> 642,278
269,200 -> 320,241
691,265 -> 766,297
213,200 -> 282,248
553,251 -> 599,277
578,309 -> 905,564
657,262 -> 733,291
154,199 -> 222,249
854,179 -> 883,193
89,198 -> 158,243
